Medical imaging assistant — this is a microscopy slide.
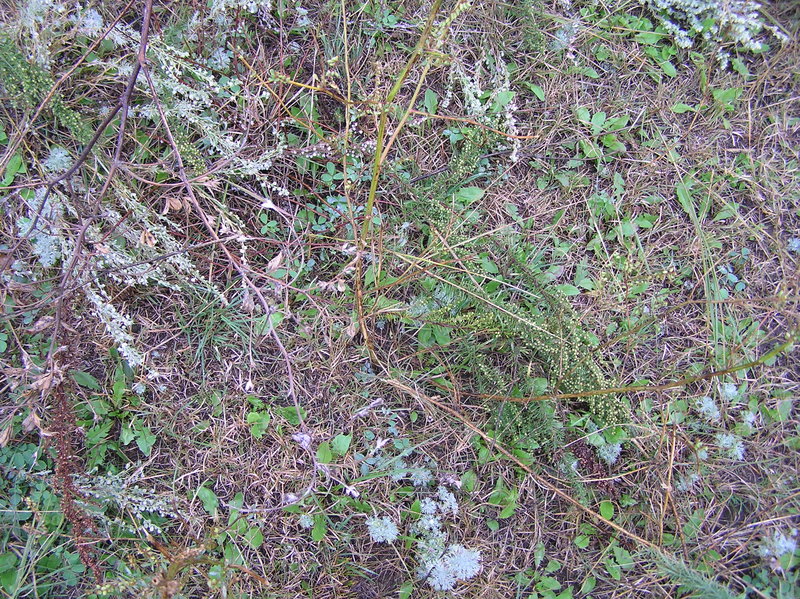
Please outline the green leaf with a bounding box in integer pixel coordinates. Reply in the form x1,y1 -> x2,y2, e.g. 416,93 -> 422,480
537,576 -> 561,591
228,492 -> 244,524
275,405 -> 307,426
461,470 -> 477,493
555,284 -> 581,296
423,89 -> 438,114
590,111 -> 607,134
70,370 -> 101,391
311,514 -> 327,541
1,154 -> 24,187
134,424 -> 156,456
499,499 -> 517,519
574,535 -> 591,549
243,526 -> 264,549
246,411 -> 271,439
196,486 -> 219,517
455,186 -> 484,205
671,103 -> 696,114
580,576 -> 596,594
316,441 -> 333,464
581,67 -> 600,79
398,580 -> 414,599
605,557 -> 621,580
120,422 -> 135,445
599,500 -> 615,520
331,434 -> 352,456
491,90 -> 515,112
526,82 -> 545,101
660,60 -> 677,77
579,139 -> 602,159
487,519 -> 499,531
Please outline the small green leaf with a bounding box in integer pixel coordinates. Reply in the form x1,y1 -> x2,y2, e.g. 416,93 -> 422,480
599,500 -> 615,520
331,434 -> 352,456
580,575 -> 596,594
316,441 -> 333,464
487,519 -> 499,531
660,60 -> 677,77
574,535 -> 591,549
423,89 -> 438,114
455,186 -> 484,204
311,514 -> 327,541
461,470 -> 477,493
70,370 -> 101,391
491,90 -> 515,112
526,82 -> 545,101
246,411 -> 271,439
398,580 -> 414,599
555,284 -> 581,296
671,103 -> 696,114
196,486 -> 219,517
243,526 -> 264,548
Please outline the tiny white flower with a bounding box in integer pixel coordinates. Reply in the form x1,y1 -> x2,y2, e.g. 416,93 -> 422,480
598,443 -> 622,465
298,513 -> 313,529
410,468 -> 433,487
427,562 -> 457,591
366,516 -> 398,543
444,544 -> 482,580
695,396 -> 721,422
43,147 -> 71,173
719,383 -> 739,402
419,498 -> 439,515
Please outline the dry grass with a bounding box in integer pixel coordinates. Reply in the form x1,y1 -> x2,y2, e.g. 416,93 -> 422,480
0,0 -> 798,598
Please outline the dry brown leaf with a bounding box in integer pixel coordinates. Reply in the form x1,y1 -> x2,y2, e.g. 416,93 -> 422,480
27,315 -> 55,334
266,252 -> 283,272
22,410 -> 41,433
162,195 -> 184,214
140,230 -> 156,247
0,425 -> 11,448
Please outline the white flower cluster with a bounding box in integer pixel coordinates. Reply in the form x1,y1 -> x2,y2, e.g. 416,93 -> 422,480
16,187 -> 64,268
715,432 -> 745,460
759,529 -> 798,559
695,395 -> 721,423
42,146 -> 72,173
366,515 -> 399,543
411,486 -> 481,591
598,442 -> 622,465
362,482 -> 481,592
642,0 -> 788,66
74,465 -> 180,535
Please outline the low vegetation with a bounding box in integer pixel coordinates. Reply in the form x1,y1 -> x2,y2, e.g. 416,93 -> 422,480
0,0 -> 798,597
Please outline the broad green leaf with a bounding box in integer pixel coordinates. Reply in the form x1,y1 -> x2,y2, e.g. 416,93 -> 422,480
246,411 -> 271,439
243,526 -> 264,548
599,500 -> 615,520
526,82 -> 545,101
491,90 -> 515,112
461,470 -> 477,493
671,103 -> 696,114
275,405 -> 307,426
590,111 -> 606,134
196,486 -> 219,516
555,284 -> 581,296
311,514 -> 327,541
134,424 -> 156,456
70,370 -> 101,390
331,434 -> 352,456
580,576 -> 596,594
316,441 -> 333,464
455,186 -> 484,204
423,89 -> 438,114
660,60 -> 677,77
